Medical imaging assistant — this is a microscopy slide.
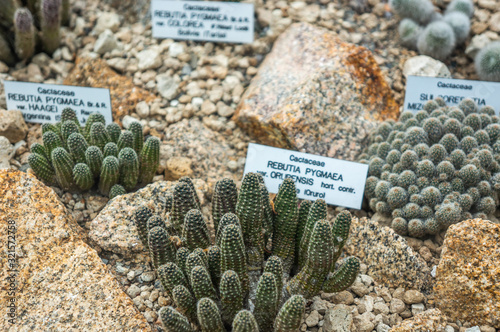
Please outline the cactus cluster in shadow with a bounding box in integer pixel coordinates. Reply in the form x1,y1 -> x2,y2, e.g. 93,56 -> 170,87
28,108 -> 160,198
134,175 -> 360,331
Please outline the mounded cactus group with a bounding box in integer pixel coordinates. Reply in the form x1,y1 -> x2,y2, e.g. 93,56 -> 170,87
391,0 -> 472,60
28,108 -> 160,198
133,175 -> 360,331
359,98 -> 500,238
0,0 -> 69,65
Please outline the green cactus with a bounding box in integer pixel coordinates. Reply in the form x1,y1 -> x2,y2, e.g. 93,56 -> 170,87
103,142 -> 119,158
176,247 -> 191,279
30,143 -> 49,161
185,251 -> 208,282
417,21 -> 456,61
254,272 -> 278,332
118,147 -> 139,191
83,113 -> 105,140
109,184 -> 126,199
73,163 -> 94,191
232,310 -> 259,332
272,178 -> 298,274
148,226 -> 176,270
236,172 -> 265,272
216,213 -> 241,248
331,210 -> 352,262
212,178 -> 238,233
61,108 -> 80,126
117,130 -> 135,151
43,131 -> 63,162
159,306 -> 194,332
85,146 -> 103,178
220,270 -> 244,327
106,123 -> 121,143
89,122 -> 110,151
257,174 -> 274,248
323,257 -> 360,293
97,156 -> 120,195
129,121 -> 144,154
133,206 -> 153,250
138,136 -> 160,186
263,256 -> 283,305
220,224 -> 249,299
475,41 -> 500,82
183,209 -> 211,251
51,147 -> 75,191
158,262 -> 190,297
298,199 -> 327,271
28,153 -> 55,185
295,200 -> 312,267
273,295 -> 305,332
398,19 -> 421,50
0,31 -> 15,65
67,133 -> 88,164
197,298 -> 225,332
61,120 -> 80,146
14,8 -> 35,60
40,0 -> 61,55
171,181 -> 199,234
191,265 -> 217,302
147,215 -> 166,233
42,123 -> 59,136
207,245 -> 221,289
389,0 -> 435,25
172,285 -> 197,324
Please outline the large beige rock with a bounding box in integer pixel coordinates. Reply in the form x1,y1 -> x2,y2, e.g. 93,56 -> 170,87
390,309 -> 448,332
234,22 -> 398,161
0,170 -> 151,331
0,110 -> 28,143
434,219 -> 500,328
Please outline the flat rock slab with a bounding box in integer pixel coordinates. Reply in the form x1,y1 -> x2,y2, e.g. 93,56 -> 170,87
434,218 -> 500,328
344,217 -> 431,292
0,170 -> 151,331
234,22 -> 398,161
89,180 -> 207,260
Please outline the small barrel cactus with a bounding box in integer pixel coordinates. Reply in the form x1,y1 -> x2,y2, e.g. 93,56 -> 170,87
14,8 -> 35,61
417,21 -> 456,61
475,41 -> 500,82
398,19 -> 422,50
389,0 -> 435,25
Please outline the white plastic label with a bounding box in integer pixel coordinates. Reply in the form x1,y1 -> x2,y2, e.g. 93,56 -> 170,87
243,143 -> 369,209
404,76 -> 500,113
151,0 -> 254,43
4,81 -> 113,124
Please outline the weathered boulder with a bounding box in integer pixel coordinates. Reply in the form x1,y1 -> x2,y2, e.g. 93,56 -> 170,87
0,170 -> 151,331
323,304 -> 353,332
389,309 -> 448,332
0,110 -> 28,143
89,180 -> 208,259
344,217 -> 431,291
234,22 -> 398,161
434,219 -> 500,328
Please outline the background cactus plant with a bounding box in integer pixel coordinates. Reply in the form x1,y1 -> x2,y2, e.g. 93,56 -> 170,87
475,41 -> 500,82
28,108 -> 159,198
141,175 -> 359,331
359,98 -> 500,238
0,0 -> 69,64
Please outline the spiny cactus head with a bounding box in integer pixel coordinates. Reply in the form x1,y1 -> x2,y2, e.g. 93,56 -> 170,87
197,298 -> 224,332
216,212 -> 241,246
444,12 -> 470,45
14,8 -> 34,34
128,120 -> 144,153
159,306 -> 193,332
73,163 -> 94,191
389,0 -> 435,25
191,265 -> 217,301
183,209 -> 210,250
61,108 -> 79,126
61,120 -> 80,142
109,184 -> 126,199
103,142 -> 119,157
232,310 -> 259,332
445,0 -> 474,18
417,21 -> 456,61
117,130 -> 135,151
323,256 -> 360,293
106,123 -> 122,143
118,147 -> 139,191
85,145 -> 104,177
475,41 -> 500,82
51,147 -> 75,191
133,206 -> 153,248
28,152 -> 55,185
43,130 -> 63,155
30,143 -> 48,160
274,295 -> 306,332
398,18 -> 421,50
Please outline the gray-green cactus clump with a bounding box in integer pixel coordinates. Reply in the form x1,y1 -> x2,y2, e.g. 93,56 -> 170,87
359,98 -> 500,238
0,0 -> 69,65
28,109 -> 159,198
475,41 -> 500,82
138,175 -> 357,331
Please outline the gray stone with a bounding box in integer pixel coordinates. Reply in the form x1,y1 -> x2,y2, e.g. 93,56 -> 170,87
169,42 -> 184,57
0,110 -> 28,143
402,55 -> 451,78
465,327 -> 481,332
411,303 -> 425,316
390,298 -> 406,314
94,12 -> 121,33
306,310 -> 320,327
136,101 -> 150,118
465,34 -> 492,59
323,304 -> 353,332
122,115 -> 139,129
376,323 -> 391,332
93,29 -> 119,55
0,136 -> 13,169
156,74 -> 179,100
403,290 -> 425,304
137,47 -> 162,70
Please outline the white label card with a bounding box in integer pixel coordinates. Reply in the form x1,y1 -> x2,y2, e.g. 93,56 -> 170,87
243,143 -> 369,210
404,76 -> 500,113
4,81 -> 113,125
151,0 -> 254,44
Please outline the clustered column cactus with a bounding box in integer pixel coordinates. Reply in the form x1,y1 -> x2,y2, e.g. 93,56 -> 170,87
28,108 -> 160,198
359,98 -> 500,238
0,0 -> 70,64
133,175 -> 360,332
391,0 -> 473,60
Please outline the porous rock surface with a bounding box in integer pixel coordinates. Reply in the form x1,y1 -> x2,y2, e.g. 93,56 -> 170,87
434,218 -> 500,328
235,22 -> 399,161
0,110 -> 28,143
89,180 -> 207,259
344,217 -> 431,291
389,309 -> 448,332
0,170 -> 150,331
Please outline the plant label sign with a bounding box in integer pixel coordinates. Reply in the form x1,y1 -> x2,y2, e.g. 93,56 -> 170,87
243,143 -> 369,209
4,81 -> 113,125
404,76 -> 500,113
151,0 -> 254,43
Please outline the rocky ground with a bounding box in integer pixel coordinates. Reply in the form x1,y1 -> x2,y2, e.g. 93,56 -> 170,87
1,0 -> 500,331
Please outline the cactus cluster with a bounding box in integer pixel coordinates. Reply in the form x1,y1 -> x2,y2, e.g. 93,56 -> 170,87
28,108 -> 159,198
0,0 -> 69,65
475,41 -> 500,82
391,0 -> 472,60
133,175 -> 360,331
359,98 -> 500,238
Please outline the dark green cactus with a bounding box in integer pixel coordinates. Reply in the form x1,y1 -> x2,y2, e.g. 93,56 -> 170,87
254,272 -> 278,332
133,206 -> 153,250
61,107 -> 80,126
28,153 -> 55,185
106,123 -> 121,143
73,163 -> 94,191
171,181 -> 199,234
148,226 -> 176,270
232,310 -> 259,332
85,146 -> 103,178
157,262 -> 190,298
176,247 -> 191,279
274,295 -> 305,332
236,172 -> 264,272
14,8 -> 35,60
30,143 -> 49,161
51,147 -> 75,191
263,256 -> 283,305
159,306 -> 194,332
179,176 -> 201,208
331,210 -> 352,262
89,122 -> 110,151
220,270 -> 244,327
117,130 -> 134,151
323,257 -> 360,293
83,113 -> 105,141
43,131 -> 63,162
40,0 -> 61,55
259,181 -> 274,250
193,247 -> 209,267
220,224 -> 249,298
272,178 -> 298,274
298,199 -> 327,271
138,136 -> 160,186
42,123 -> 59,136
109,184 -> 126,199
98,156 -> 119,196
216,213 -> 241,248
61,120 -> 80,146
129,121 -> 144,154
172,285 -> 197,324
185,251 -> 208,282
191,266 -> 217,302
183,209 -> 211,251
67,133 -> 88,164
147,215 -> 166,232
103,142 -> 119,158
295,200 -> 312,267
197,298 -> 225,332
212,178 -> 238,232
207,245 -> 221,289
118,147 -> 139,191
